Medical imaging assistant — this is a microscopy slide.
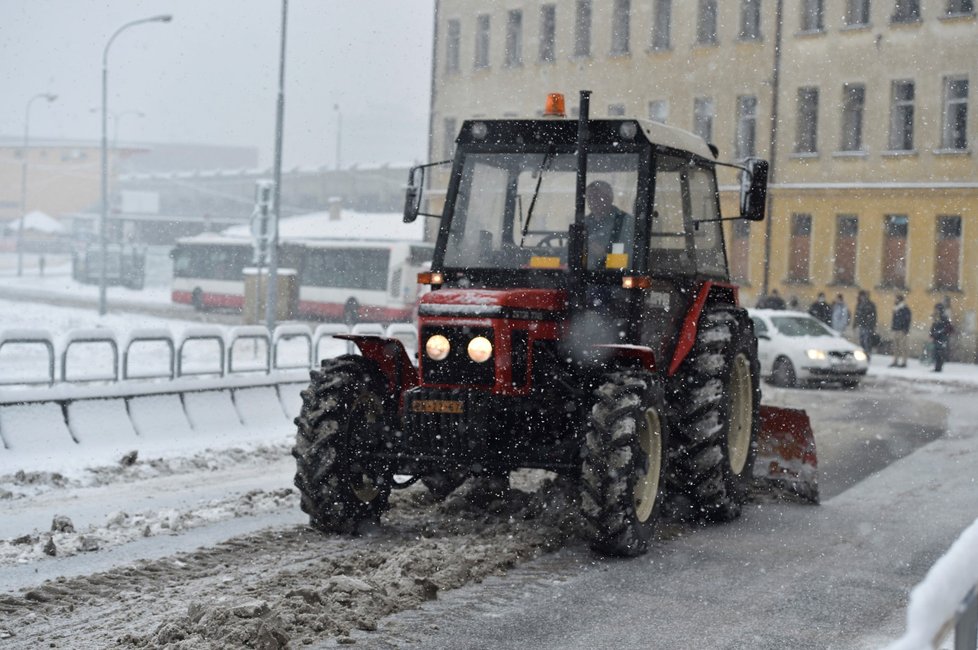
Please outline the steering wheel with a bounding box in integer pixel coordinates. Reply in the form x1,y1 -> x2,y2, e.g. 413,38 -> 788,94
532,232 -> 568,249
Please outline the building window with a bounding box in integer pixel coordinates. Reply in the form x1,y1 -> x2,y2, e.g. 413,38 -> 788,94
946,0 -> 975,15
608,104 -> 626,117
889,80 -> 915,151
840,83 -> 866,152
942,76 -> 969,150
801,0 -> 825,31
649,100 -> 669,124
697,0 -> 718,44
795,87 -> 819,153
505,10 -> 523,67
892,0 -> 921,22
651,0 -> 672,49
445,19 -> 461,73
845,0 -> 871,25
610,0 -> 631,54
788,214 -> 812,283
693,97 -> 715,142
833,215 -> 859,285
574,0 -> 592,57
934,216 -> 962,290
539,5 -> 556,63
735,95 -> 758,158
881,215 -> 909,288
443,118 -> 458,159
740,0 -> 762,40
474,14 -> 491,69
730,219 -> 751,284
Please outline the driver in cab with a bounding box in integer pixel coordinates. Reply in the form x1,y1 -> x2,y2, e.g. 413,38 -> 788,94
584,180 -> 634,270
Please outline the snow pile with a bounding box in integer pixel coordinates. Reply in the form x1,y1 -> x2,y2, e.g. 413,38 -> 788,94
3,211 -> 64,235
885,515 -> 978,650
0,487 -> 297,566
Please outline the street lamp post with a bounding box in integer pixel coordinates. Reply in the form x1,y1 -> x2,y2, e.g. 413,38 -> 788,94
99,14 -> 171,316
17,92 -> 57,277
334,103 -> 341,171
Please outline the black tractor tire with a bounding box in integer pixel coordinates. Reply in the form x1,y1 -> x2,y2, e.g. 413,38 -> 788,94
292,355 -> 394,534
666,308 -> 760,524
580,370 -> 668,557
771,356 -> 797,388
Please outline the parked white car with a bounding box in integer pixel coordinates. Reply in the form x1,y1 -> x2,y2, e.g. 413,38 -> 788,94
748,309 -> 869,388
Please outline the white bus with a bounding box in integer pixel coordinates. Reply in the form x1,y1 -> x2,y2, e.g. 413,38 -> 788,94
170,235 -> 432,323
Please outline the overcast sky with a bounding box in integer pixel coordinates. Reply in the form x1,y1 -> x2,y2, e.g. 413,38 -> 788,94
1,0 -> 435,168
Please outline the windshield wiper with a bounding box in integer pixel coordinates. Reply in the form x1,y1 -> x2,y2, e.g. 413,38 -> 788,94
519,146 -> 555,247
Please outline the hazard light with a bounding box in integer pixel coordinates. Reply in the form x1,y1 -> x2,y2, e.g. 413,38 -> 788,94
622,275 -> 652,289
418,271 -> 444,286
543,93 -> 565,117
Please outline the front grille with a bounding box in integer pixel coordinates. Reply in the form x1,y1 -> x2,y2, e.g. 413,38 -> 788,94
828,351 -> 855,361
510,329 -> 529,388
421,325 -> 495,386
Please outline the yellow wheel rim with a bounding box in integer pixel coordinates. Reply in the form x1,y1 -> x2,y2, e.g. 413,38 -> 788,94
634,407 -> 663,523
728,353 -> 753,475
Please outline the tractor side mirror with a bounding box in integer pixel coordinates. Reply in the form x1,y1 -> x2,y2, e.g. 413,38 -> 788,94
739,158 -> 769,222
403,165 -> 424,223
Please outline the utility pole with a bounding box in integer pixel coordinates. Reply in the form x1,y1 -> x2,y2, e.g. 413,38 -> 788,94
265,0 -> 288,332
762,0 -> 785,297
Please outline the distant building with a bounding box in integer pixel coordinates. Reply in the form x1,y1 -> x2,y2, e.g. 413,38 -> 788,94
429,0 -> 978,357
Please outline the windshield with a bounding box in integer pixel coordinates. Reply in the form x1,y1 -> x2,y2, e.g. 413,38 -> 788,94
443,150 -> 640,271
771,316 -> 836,337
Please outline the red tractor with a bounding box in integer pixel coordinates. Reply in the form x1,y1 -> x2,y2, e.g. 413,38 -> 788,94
293,92 -> 817,557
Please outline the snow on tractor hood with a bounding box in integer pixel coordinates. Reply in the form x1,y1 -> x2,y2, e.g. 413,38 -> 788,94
417,288 -> 566,318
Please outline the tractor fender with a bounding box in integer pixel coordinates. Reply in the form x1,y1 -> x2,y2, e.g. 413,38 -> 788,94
593,344 -> 656,373
334,335 -> 419,398
667,281 -> 740,376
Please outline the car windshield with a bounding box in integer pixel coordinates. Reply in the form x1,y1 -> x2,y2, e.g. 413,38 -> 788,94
771,316 -> 835,337
442,150 -> 639,271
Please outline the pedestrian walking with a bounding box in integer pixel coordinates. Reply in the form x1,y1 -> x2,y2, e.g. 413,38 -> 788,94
889,295 -> 911,368
756,289 -> 787,310
929,304 -> 953,372
831,294 -> 850,334
808,292 -> 832,326
854,290 -> 878,360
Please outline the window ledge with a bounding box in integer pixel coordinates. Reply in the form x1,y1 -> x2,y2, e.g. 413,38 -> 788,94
795,29 -> 827,38
790,151 -> 819,159
933,148 -> 971,156
929,286 -> 964,293
881,149 -> 918,157
875,284 -> 910,292
693,40 -> 719,48
840,22 -> 872,31
608,50 -> 631,58
783,278 -> 813,286
828,280 -> 857,288
890,17 -> 922,26
503,62 -> 524,69
570,53 -> 592,61
939,12 -> 976,21
736,35 -> 763,43
833,150 -> 869,158
646,45 -> 672,54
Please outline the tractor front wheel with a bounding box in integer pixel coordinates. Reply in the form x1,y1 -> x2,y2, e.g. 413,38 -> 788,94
292,355 -> 394,534
580,371 -> 667,557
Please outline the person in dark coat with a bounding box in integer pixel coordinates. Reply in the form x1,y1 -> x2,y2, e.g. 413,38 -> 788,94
854,290 -> 878,359
808,292 -> 832,326
889,295 -> 911,367
757,288 -> 787,310
929,303 -> 953,372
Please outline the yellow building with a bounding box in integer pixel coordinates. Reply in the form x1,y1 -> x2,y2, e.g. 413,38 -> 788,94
428,0 -> 977,359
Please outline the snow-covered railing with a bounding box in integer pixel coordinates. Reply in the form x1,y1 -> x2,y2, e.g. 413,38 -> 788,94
886,516 -> 978,650
0,322 -> 416,391
0,330 -> 56,386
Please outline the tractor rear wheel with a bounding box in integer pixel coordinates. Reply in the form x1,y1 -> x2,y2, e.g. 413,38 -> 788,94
580,370 -> 667,557
292,355 -> 394,534
667,309 -> 760,523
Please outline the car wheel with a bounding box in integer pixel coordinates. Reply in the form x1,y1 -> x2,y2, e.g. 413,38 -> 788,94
771,356 -> 797,388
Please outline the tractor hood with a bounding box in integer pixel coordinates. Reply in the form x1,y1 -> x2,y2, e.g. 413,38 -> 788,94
417,288 -> 566,320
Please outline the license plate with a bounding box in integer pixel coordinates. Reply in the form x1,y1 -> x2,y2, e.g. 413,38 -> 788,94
411,399 -> 464,414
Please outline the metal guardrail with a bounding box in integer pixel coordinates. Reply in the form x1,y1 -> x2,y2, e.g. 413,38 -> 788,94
0,323 -> 418,392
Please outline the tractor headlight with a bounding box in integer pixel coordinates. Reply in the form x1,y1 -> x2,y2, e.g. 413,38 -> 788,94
806,349 -> 827,360
853,349 -> 868,362
425,334 -> 451,361
467,336 -> 493,363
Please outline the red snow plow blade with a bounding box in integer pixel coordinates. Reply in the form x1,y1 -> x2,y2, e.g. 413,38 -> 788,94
754,405 -> 819,504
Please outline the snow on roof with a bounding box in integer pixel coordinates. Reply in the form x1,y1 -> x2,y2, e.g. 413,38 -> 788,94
5,211 -> 65,234
222,210 -> 423,241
